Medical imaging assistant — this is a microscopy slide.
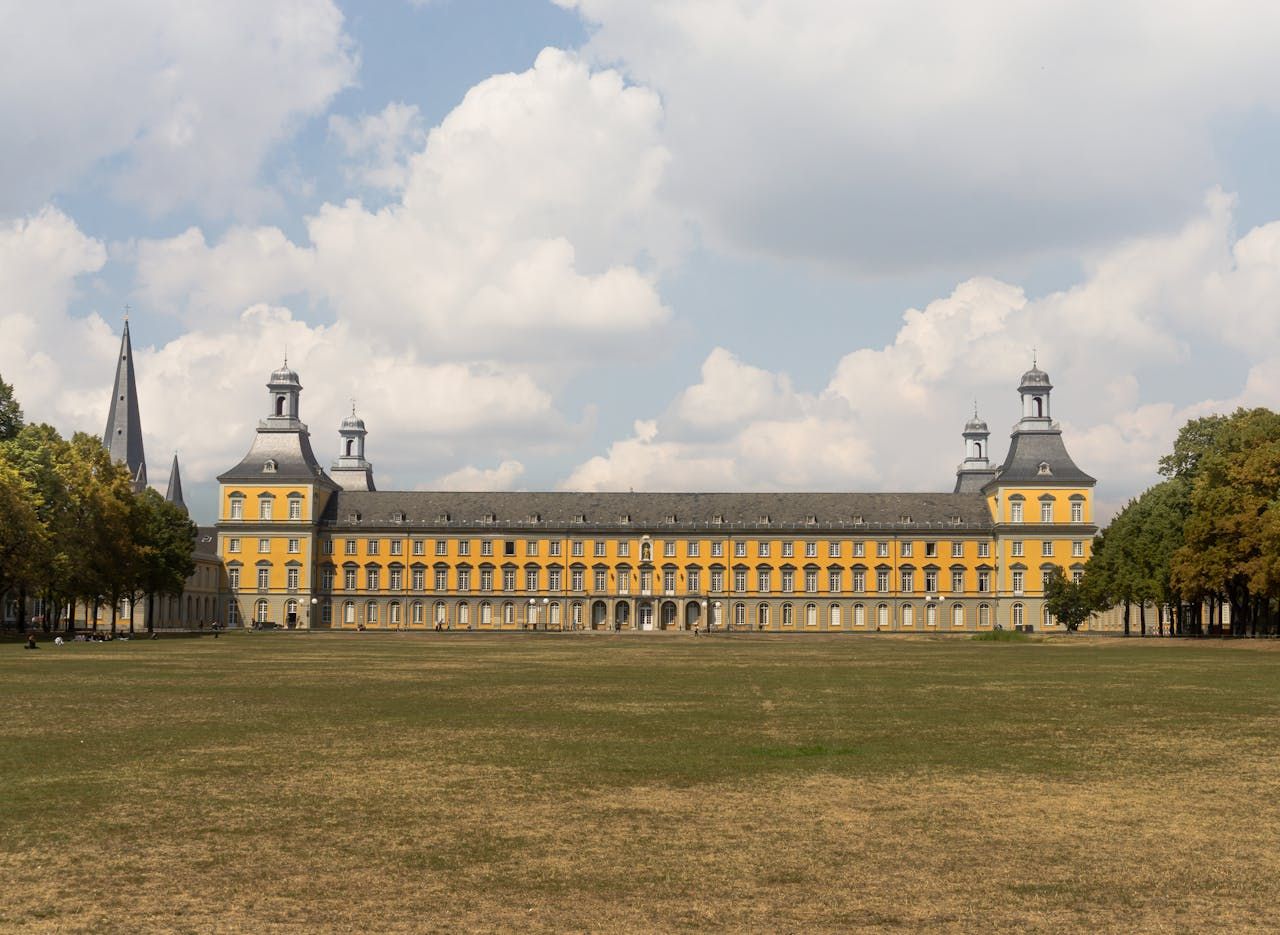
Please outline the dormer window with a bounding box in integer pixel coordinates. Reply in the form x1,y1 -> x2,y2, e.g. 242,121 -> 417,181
528,513 -> 541,523
805,515 -> 818,526
348,512 -> 362,523
437,512 -> 451,524
574,514 -> 586,523
900,515 -> 912,524
618,514 -> 631,524
759,515 -> 771,526
263,459 -> 277,473
852,515 -> 863,525
394,511 -> 407,524
482,513 -> 496,525
712,514 -> 723,525
665,514 -> 677,524
1038,461 -> 1053,476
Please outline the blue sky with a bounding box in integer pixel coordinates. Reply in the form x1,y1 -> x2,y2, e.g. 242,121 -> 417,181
5,0 -> 1280,524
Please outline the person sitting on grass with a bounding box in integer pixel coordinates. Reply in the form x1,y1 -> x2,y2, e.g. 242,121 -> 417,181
24,634 -> 37,649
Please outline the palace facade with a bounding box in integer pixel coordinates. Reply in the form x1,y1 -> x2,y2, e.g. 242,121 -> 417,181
214,361 -> 1097,633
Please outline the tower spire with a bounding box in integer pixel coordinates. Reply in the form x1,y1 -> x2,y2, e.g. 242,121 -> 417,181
103,317 -> 147,491
165,453 -> 187,515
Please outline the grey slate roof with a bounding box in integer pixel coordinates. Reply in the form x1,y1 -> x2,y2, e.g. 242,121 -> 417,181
103,319 -> 147,491
217,426 -> 338,487
320,490 -> 994,532
984,429 -> 1095,488
194,526 -> 219,559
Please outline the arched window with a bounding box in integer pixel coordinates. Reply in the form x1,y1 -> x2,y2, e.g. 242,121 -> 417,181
853,603 -> 865,628
480,602 -> 492,627
549,602 -> 561,629
902,604 -> 914,628
975,441 -> 983,458
389,601 -> 401,627
255,599 -> 269,624
829,603 -> 841,628
781,603 -> 793,627
571,602 -> 582,629
757,603 -> 769,629
343,601 -> 355,625
952,603 -> 964,628
345,439 -> 354,456
925,602 -> 936,628
1012,602 -> 1024,629
459,603 -> 471,628
979,603 -> 990,628
503,602 -> 514,627
434,601 -> 447,626
365,601 -> 378,625
228,603 -> 240,627
734,603 -> 745,628
1043,605 -> 1054,629
805,603 -> 817,628
286,599 -> 298,623
412,601 -> 423,625
276,395 -> 286,416
877,603 -> 888,629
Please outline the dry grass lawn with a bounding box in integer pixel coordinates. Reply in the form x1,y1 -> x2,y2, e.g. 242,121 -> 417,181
2,631 -> 1279,933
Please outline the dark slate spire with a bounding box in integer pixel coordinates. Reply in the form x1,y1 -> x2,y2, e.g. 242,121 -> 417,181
165,453 -> 187,515
103,317 -> 147,491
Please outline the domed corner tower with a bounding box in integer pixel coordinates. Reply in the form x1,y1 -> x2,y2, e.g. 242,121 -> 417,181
953,404 -> 997,493
214,360 -> 340,630
330,405 -> 377,492
983,361 -> 1097,631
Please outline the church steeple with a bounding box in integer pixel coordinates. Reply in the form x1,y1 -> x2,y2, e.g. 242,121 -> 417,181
103,317 -> 147,491
165,453 -> 187,515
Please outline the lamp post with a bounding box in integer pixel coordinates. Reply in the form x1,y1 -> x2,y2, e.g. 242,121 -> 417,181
714,600 -> 722,633
541,596 -> 549,631
309,596 -> 318,631
527,597 -> 535,631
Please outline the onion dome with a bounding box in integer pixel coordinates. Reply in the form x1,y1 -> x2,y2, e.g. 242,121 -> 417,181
1019,365 -> 1052,389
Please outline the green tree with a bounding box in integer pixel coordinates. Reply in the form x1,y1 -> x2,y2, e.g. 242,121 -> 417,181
0,374 -> 23,442
1043,568 -> 1091,631
0,459 -> 47,608
132,488 -> 197,632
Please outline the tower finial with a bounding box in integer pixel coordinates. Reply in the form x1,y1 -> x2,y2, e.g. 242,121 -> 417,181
283,346 -> 288,367
973,399 -> 979,419
351,397 -> 357,416
1032,346 -> 1037,368
123,303 -> 131,322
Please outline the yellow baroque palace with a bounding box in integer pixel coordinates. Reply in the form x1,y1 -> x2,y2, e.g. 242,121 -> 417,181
214,361 -> 1096,633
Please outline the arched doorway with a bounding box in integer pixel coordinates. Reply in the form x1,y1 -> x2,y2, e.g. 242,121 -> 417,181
591,601 -> 607,630
660,601 -> 677,630
685,602 -> 702,631
638,601 -> 654,631
757,603 -> 769,630
615,602 -> 630,630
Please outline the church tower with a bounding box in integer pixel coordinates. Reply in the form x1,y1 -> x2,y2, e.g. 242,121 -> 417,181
103,318 -> 147,491
954,405 -> 996,493
165,454 -> 188,515
330,405 -> 376,491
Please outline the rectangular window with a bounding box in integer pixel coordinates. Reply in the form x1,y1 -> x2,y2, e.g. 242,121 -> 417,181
1012,571 -> 1024,593
901,570 -> 914,592
504,540 -> 516,557
876,570 -> 889,592
526,540 -> 539,556
1011,541 -> 1024,557
978,541 -> 991,558
618,572 -> 630,595
286,568 -> 299,591
230,498 -> 243,520
288,538 -> 299,554
781,570 -> 794,592
435,540 -> 447,556
549,541 -> 561,557
852,570 -> 865,592
229,567 -> 240,590
413,539 -> 425,556
924,570 -> 937,592
259,499 -> 273,520
548,569 -> 561,590
481,540 -> 494,556
1042,541 -> 1054,556
1041,502 -> 1054,523
660,540 -> 674,558
458,569 -> 471,590
1071,501 -> 1084,523
526,570 -> 539,591
345,568 -> 357,590
711,542 -> 723,558
876,542 -> 889,558
413,569 -> 425,591
781,542 -> 794,558
757,571 -> 771,593
924,542 -> 937,558
734,541 -> 747,558
711,570 -> 724,592
366,569 -> 380,591
758,542 -> 771,558
503,569 -> 516,591
1072,570 -> 1084,584
323,540 -> 334,555
951,570 -> 965,593
901,542 -> 913,558
321,568 -> 334,590
688,569 -> 700,592
480,569 -> 493,591
229,537 -> 241,553
734,570 -> 747,592
594,540 -> 607,557
571,569 -> 584,591
853,542 -> 865,558
572,540 -> 585,557
435,569 -> 449,591
258,538 -> 270,554
345,539 -> 357,556
687,541 -> 700,557
458,541 -> 470,557
288,499 -> 301,520
1072,540 -> 1085,557
367,539 -> 380,556
978,571 -> 991,592
804,542 -> 818,558
257,567 -> 270,590
638,569 -> 650,592
829,542 -> 841,558
390,540 -> 403,556
952,541 -> 964,558
617,541 -> 630,557
828,570 -> 841,592
594,570 -> 607,592
663,570 -> 676,593
1011,501 -> 1024,523
805,570 -> 818,592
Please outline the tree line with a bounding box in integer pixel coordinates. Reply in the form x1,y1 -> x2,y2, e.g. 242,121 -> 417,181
1047,408 -> 1280,636
0,375 -> 195,633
